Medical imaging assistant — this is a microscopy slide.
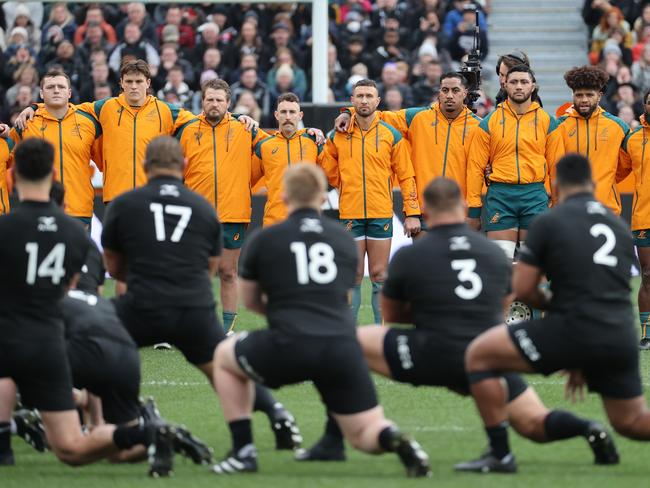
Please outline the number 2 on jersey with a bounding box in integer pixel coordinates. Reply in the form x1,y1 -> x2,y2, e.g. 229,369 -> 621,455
25,242 -> 66,285
451,259 -> 483,300
290,242 -> 337,284
149,203 -> 192,242
590,223 -> 618,267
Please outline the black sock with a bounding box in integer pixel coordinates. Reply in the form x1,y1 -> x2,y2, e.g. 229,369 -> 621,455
0,422 -> 11,454
486,422 -> 510,459
253,384 -> 277,417
378,425 -> 399,452
318,412 -> 343,448
229,418 -> 253,452
544,410 -> 591,440
113,423 -> 148,450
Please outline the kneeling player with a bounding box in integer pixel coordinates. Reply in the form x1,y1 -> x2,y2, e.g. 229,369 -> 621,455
212,164 -> 431,477
460,154 -> 650,473
299,178 -> 617,468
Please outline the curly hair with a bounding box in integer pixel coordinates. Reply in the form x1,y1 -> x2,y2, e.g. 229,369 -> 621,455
564,66 -> 609,92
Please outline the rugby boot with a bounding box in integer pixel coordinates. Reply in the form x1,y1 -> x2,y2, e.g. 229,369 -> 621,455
270,408 -> 302,450
13,409 -> 48,452
586,422 -> 619,465
148,424 -> 175,478
211,444 -> 258,474
454,449 -> 517,474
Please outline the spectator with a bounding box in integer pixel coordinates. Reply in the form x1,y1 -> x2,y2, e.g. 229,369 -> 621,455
41,3 -> 77,47
79,61 -> 117,101
4,26 -> 34,59
269,64 -> 298,107
449,6 -> 489,63
590,7 -> 633,62
618,103 -> 639,128
3,45 -> 37,87
410,9 -> 446,51
583,0 -> 638,34
604,81 -> 644,116
344,63 -> 369,97
409,0 -> 447,32
5,64 -> 39,108
369,28 -> 409,77
443,0 -> 488,39
633,4 -> 650,42
74,5 -> 118,46
44,40 -> 85,93
228,52 -> 262,85
224,20 -> 263,71
328,44 -> 347,100
231,66 -> 270,124
157,64 -> 193,110
116,2 -> 158,47
414,30 -> 453,71
632,25 -> 650,61
195,47 -> 230,88
156,5 -> 195,50
377,62 -> 414,107
94,81 -> 113,101
339,35 -> 372,74
340,0 -> 373,22
632,42 -> 650,93
8,84 -> 36,120
260,22 -> 304,73
267,48 -> 307,100
412,60 -> 443,105
600,40 -> 625,78
108,23 -> 160,76
190,69 -> 218,114
4,3 -> 41,53
154,43 -> 195,91
338,9 -> 371,48
232,89 -> 262,123
370,0 -> 412,42
76,22 -> 115,66
3,2 -> 43,34
193,22 -> 222,64
384,86 -> 404,110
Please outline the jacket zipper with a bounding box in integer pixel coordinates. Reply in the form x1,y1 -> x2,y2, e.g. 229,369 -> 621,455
586,118 -> 590,157
361,132 -> 367,218
58,120 -> 64,186
515,118 -> 521,184
0,189 -> 5,214
442,122 -> 452,176
132,112 -> 138,187
287,139 -> 291,166
212,127 -> 218,211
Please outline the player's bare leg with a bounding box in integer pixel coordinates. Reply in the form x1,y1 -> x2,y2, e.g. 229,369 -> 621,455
637,247 -> 650,349
366,239 -> 391,324
219,248 -> 241,333
601,396 -> 650,439
351,239 -> 367,321
0,379 -> 16,464
455,324 -> 533,473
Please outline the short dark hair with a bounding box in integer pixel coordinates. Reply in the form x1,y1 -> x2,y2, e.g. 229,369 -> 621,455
440,72 -> 469,88
496,50 -> 530,75
276,92 -> 300,107
14,138 -> 55,181
41,69 -> 71,89
506,64 -> 536,82
120,59 -> 151,80
50,180 -> 65,207
555,153 -> 593,188
423,177 -> 462,213
143,136 -> 184,171
564,65 -> 609,92
201,78 -> 231,101
352,78 -> 378,94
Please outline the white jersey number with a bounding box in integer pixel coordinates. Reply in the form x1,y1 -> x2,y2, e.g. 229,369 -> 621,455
149,203 -> 192,242
25,242 -> 66,285
451,258 -> 483,300
290,242 -> 338,285
590,223 -> 618,267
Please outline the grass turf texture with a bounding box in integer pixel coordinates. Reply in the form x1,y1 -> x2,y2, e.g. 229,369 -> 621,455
3,278 -> 649,487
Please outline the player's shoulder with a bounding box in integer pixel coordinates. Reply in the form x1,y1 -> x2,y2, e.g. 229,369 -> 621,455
404,105 -> 431,127
378,120 -> 402,144
622,125 -> 643,150
601,110 -> 629,135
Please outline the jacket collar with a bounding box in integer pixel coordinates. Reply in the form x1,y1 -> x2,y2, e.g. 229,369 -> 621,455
349,112 -> 380,134
198,112 -> 232,128
565,105 -> 604,120
274,128 -> 307,140
35,103 -> 76,121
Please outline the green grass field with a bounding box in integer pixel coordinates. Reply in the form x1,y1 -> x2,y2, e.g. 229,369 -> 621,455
4,278 -> 650,487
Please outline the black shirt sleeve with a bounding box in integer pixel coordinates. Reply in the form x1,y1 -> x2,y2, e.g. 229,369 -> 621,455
382,247 -> 409,300
210,218 -> 223,258
238,229 -> 262,280
101,199 -> 123,253
519,216 -> 547,268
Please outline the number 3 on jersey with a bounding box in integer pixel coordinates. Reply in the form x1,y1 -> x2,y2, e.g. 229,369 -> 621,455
451,258 -> 483,300
290,242 -> 337,284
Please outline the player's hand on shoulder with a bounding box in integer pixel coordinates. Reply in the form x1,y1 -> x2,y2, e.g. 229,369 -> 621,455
404,216 -> 421,238
467,217 -> 481,232
238,115 -> 260,132
335,112 -> 351,133
307,127 -> 325,145
15,106 -> 35,130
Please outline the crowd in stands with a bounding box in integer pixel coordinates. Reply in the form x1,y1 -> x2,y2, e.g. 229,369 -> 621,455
584,0 -> 650,128
0,0 -> 491,126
